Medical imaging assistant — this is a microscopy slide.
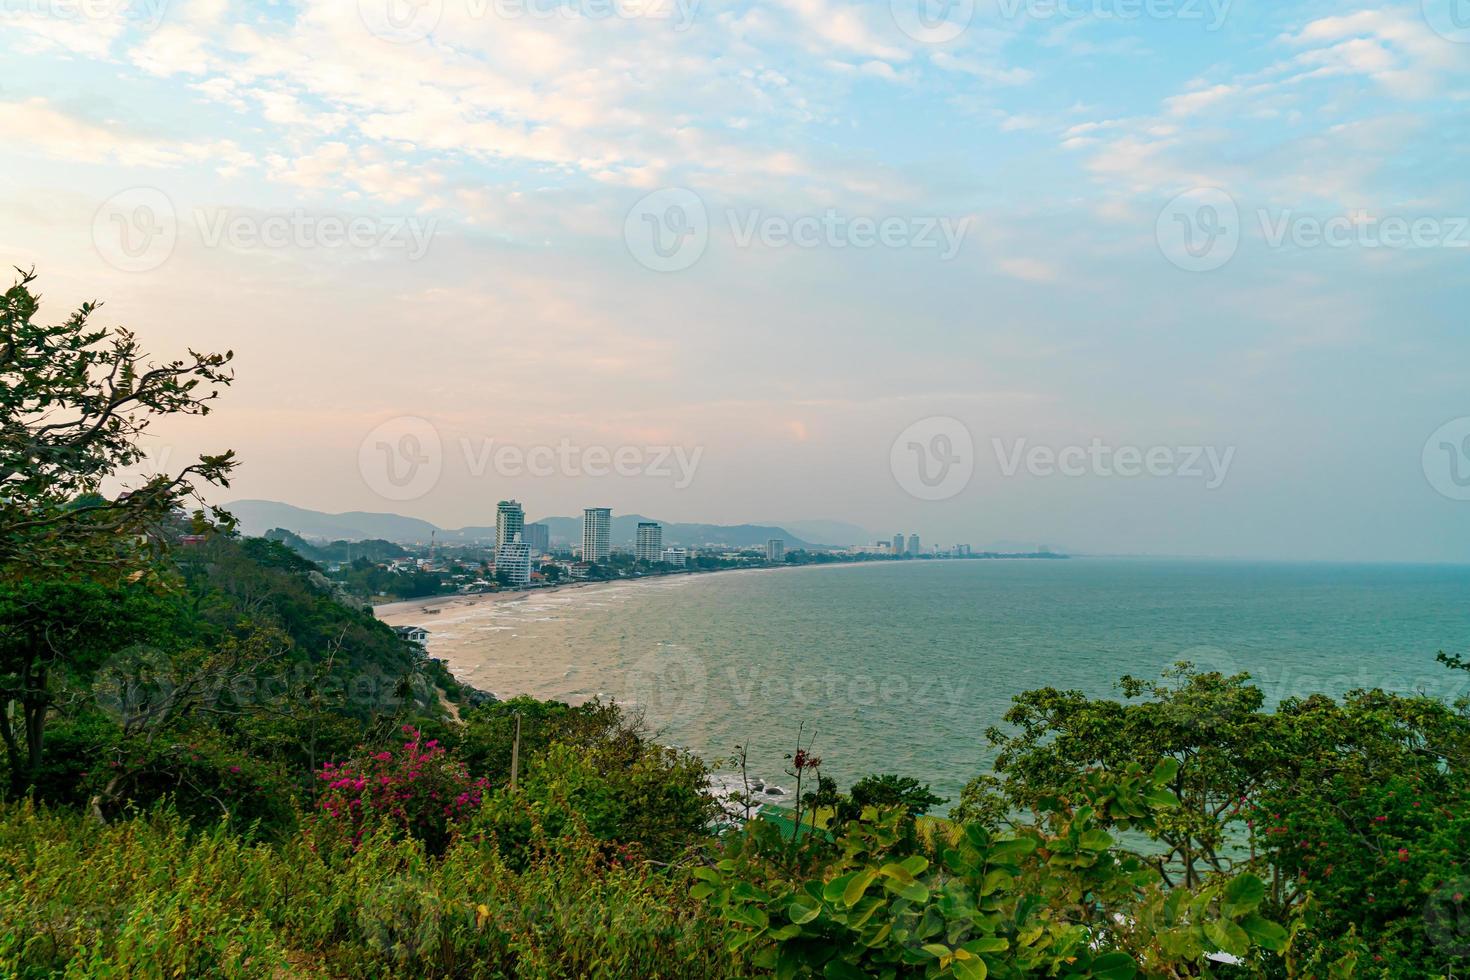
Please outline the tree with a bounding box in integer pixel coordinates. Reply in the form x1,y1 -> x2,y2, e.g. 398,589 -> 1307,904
959,663 -> 1285,888
0,268 -> 235,579
0,577 -> 178,793
0,269 -> 234,792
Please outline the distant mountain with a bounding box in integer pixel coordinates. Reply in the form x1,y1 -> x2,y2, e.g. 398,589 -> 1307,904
230,501 -> 443,542
229,501 -> 817,551
770,520 -> 874,547
532,514 -> 813,550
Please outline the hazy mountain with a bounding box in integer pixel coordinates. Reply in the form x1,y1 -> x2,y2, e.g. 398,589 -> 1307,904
230,501 -> 444,542
229,501 -> 816,550
770,520 -> 874,547
532,514 -> 812,550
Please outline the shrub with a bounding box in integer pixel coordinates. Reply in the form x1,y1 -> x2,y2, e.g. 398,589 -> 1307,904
315,725 -> 488,854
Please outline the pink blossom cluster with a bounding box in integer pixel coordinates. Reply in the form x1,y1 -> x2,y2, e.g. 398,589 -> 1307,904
316,725 -> 490,848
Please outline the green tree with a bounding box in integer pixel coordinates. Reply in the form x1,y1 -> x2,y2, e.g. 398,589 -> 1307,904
0,268 -> 235,578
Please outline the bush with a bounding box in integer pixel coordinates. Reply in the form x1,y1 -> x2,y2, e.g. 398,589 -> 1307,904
315,725 -> 488,854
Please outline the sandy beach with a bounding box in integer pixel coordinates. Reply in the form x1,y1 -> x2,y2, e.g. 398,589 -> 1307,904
372,566 -> 788,700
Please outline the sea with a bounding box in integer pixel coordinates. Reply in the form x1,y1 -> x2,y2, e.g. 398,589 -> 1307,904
417,558 -> 1470,814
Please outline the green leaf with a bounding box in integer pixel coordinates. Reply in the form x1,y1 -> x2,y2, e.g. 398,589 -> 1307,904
1077,828 -> 1113,852
921,943 -> 953,959
689,882 -> 714,900
887,878 -> 929,903
1142,788 -> 1178,810
824,872 -> 858,905
1240,913 -> 1288,952
961,937 -> 1009,954
1151,757 -> 1180,785
987,837 -> 1037,863
843,868 -> 878,907
863,921 -> 892,947
979,869 -> 1013,896
823,959 -> 868,980
1089,951 -> 1138,980
1205,919 -> 1250,958
1222,874 -> 1266,916
900,855 -> 930,876
787,900 -> 820,925
951,954 -> 988,980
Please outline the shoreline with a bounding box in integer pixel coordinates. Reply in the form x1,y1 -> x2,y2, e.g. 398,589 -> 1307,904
371,562 -> 790,619
372,551 -> 1071,619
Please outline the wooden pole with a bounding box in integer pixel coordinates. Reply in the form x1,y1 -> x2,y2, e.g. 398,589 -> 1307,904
510,712 -> 522,791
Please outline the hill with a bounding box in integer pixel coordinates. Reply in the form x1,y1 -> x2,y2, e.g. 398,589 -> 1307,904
229,500 -> 817,550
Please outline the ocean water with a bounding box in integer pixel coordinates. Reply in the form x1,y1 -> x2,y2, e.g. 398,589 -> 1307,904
423,558 -> 1470,812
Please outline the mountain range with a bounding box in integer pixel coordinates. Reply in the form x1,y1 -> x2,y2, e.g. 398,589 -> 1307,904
227,500 -> 875,550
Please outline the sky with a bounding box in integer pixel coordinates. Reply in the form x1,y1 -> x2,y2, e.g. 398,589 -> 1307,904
2,0 -> 1468,561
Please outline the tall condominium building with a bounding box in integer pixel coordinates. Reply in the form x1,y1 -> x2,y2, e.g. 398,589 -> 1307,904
893,533 -> 905,555
522,522 -> 549,555
582,508 -> 612,563
766,538 -> 785,562
906,534 -> 920,556
495,500 -> 525,551
495,541 -> 531,587
635,522 -> 663,562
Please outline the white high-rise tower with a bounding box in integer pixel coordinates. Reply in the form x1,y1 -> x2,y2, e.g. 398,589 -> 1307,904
582,508 -> 612,563
636,522 -> 663,562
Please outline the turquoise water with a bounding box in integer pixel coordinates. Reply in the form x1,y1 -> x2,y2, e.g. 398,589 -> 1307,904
443,559 -> 1470,812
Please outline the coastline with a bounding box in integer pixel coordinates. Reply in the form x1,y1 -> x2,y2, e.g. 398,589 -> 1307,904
372,562 -> 787,619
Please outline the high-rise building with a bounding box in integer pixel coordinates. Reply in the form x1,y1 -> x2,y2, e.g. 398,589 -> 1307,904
766,538 -> 785,562
906,534 -> 920,556
635,522 -> 663,562
495,500 -> 524,551
522,522 -> 549,555
582,508 -> 612,563
661,547 -> 688,567
495,541 -> 531,587
893,533 -> 905,555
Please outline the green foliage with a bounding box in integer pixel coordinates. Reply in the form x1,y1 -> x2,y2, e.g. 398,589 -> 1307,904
0,267 -> 235,578
0,800 -> 728,979
698,760 -> 1318,978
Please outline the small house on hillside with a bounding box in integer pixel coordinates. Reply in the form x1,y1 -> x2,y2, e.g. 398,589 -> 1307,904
393,625 -> 429,647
